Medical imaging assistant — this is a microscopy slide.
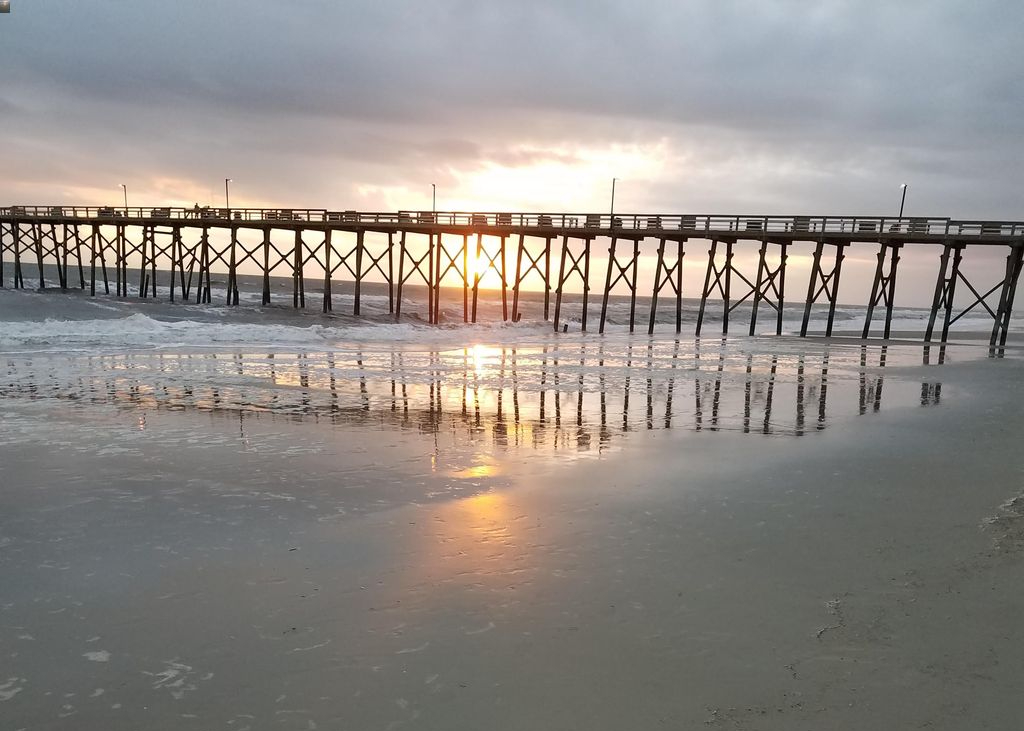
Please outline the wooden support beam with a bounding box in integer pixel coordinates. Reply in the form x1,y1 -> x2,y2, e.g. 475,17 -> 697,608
353,229 -> 365,316
471,233 -> 482,323
262,228 -> 272,306
182,229 -> 194,301
696,239 -> 733,336
98,225 -> 111,295
387,232 -> 395,314
599,236 -> 642,333
511,234 -> 552,323
292,229 -> 304,308
169,226 -> 181,302
395,231 -> 434,322
774,244 -> 789,336
14,222 -> 25,289
799,241 -> 847,337
432,232 -> 442,322
136,225 -> 148,297
648,238 -> 685,335
182,230 -> 197,301
599,237 -> 618,334
0,221 -> 7,288
926,244 -> 965,342
198,227 -> 211,304
627,239 -> 640,333
114,223 -> 124,296
395,230 -> 408,321
991,245 -> 1024,348
89,222 -> 98,296
748,239 -> 789,336
470,233 -> 508,323
58,223 -> 69,289
225,226 -> 238,305
748,240 -> 768,336
0,220 -> 6,287
127,226 -> 137,298
862,243 -> 903,338
323,228 -> 333,313
432,232 -> 469,323
552,236 -> 568,331
552,236 -> 592,332
463,234 -> 469,322
149,226 -> 159,299
500,236 -> 508,321
33,221 -> 45,289
73,224 -> 86,290
427,233 -> 435,323
800,242 -> 823,336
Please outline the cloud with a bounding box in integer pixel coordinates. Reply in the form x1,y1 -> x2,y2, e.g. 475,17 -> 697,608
1,0 -> 1021,219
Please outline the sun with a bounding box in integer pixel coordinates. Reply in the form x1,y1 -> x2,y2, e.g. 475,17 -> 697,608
469,249 -> 504,289
439,238 -> 506,290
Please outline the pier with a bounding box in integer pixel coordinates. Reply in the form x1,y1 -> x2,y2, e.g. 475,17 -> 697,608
2,206 -> 1023,345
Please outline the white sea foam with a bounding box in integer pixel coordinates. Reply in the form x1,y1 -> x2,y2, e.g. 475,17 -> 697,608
0,312 -> 564,354
0,309 -> 1005,357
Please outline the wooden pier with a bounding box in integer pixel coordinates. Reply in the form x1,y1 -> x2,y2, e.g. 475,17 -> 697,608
1,206 -> 1022,344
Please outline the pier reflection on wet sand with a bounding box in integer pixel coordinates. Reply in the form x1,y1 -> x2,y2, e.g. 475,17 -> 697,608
2,339 -> 947,451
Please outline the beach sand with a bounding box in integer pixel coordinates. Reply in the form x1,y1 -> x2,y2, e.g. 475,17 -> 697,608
1,295 -> 1023,729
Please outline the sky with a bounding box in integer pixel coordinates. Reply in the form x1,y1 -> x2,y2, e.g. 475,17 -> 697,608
2,0 -> 1022,305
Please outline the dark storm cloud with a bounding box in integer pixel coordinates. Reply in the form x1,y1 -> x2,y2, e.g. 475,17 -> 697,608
2,0 -> 1022,217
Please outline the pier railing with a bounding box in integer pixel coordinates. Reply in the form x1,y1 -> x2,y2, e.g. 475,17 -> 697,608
2,206 -> 1022,238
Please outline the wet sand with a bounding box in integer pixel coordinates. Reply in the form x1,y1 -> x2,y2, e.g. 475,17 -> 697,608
2,333 -> 1023,729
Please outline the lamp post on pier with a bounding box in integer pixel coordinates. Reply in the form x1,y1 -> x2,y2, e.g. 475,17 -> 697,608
610,177 -> 618,220
225,178 -> 232,212
431,183 -> 436,217
120,183 -> 128,213
898,183 -> 907,218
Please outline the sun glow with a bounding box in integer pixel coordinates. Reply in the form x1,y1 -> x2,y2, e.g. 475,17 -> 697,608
459,490 -> 512,523
450,464 -> 501,480
444,141 -> 671,212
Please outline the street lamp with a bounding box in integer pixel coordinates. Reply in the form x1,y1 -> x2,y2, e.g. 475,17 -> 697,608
610,177 -> 619,219
225,178 -> 233,210
431,183 -> 436,215
120,183 -> 128,211
898,183 -> 907,218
